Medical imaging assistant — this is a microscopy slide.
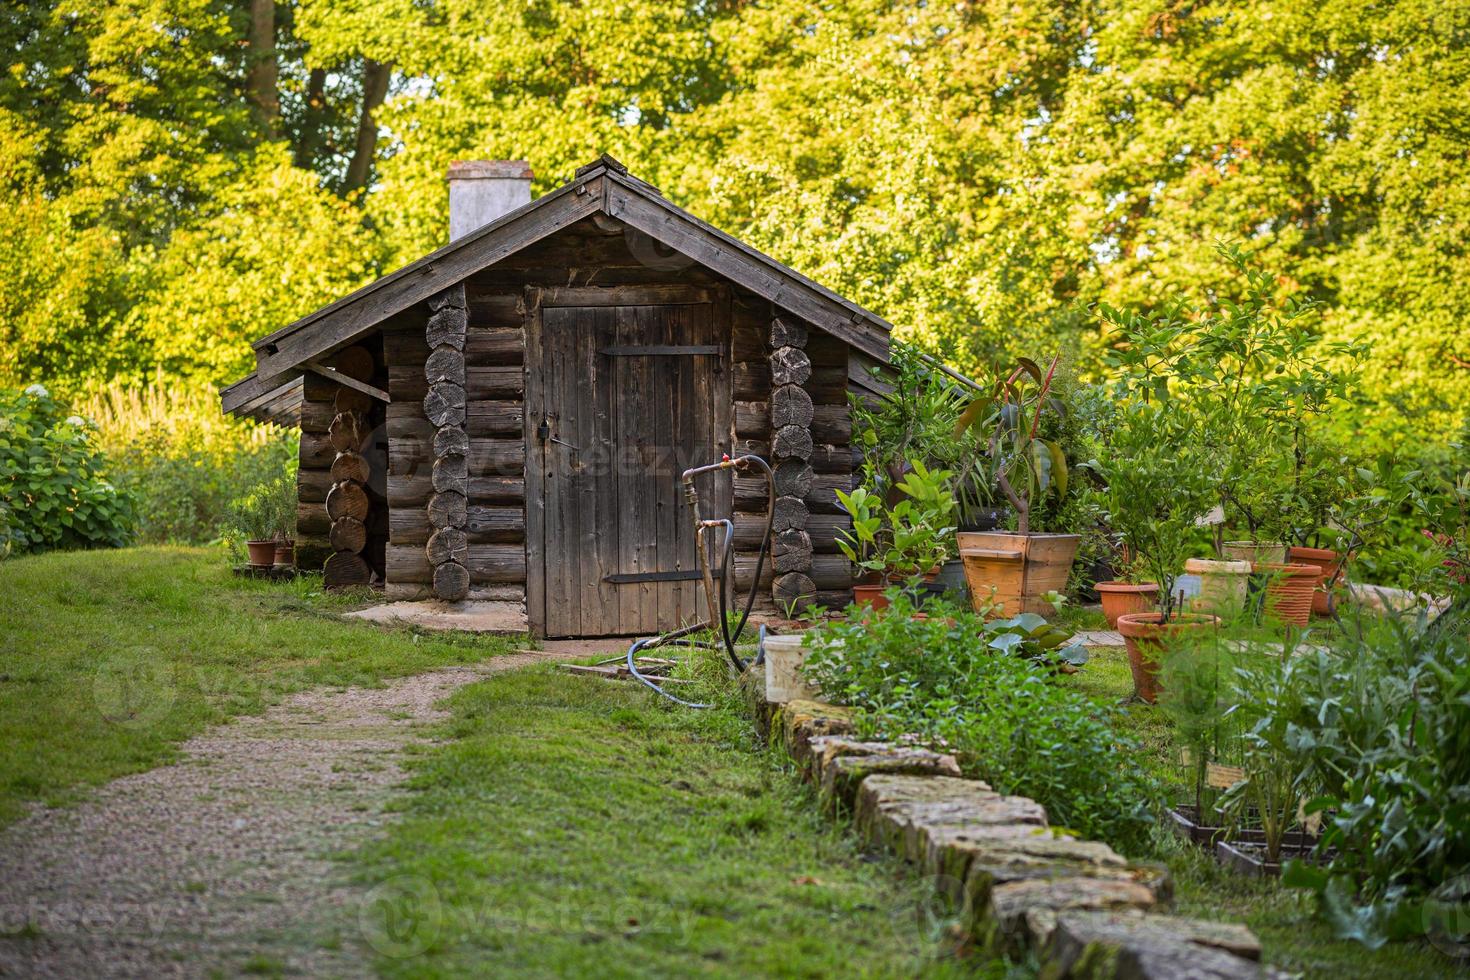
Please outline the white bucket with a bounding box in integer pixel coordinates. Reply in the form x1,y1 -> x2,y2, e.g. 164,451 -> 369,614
763,634 -> 817,704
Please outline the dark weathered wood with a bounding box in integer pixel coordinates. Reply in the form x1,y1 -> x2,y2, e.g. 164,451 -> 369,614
425,346 -> 466,386
391,506 -> 524,546
389,473 -> 524,507
539,284 -> 722,307
424,381 -> 466,428
333,345 -> 375,382
387,544 -> 527,585
772,425 -> 813,460
425,306 -> 468,349
331,450 -> 371,484
391,365 -> 524,401
307,363 -> 390,405
330,515 -> 367,554
426,527 -> 468,565
300,432 -> 335,468
301,400 -> 334,434
770,346 -> 812,387
773,529 -> 813,574
432,561 -> 470,601
772,572 -> 817,611
773,495 -> 808,532
432,426 -> 469,457
811,405 -> 852,444
773,459 -> 814,499
326,481 -> 370,522
769,315 -> 807,350
432,454 -> 468,493
328,412 -> 367,452
382,327 -> 430,362
298,467 -> 333,503
735,473 -> 851,511
733,512 -> 847,551
732,554 -> 849,591
465,400 -> 523,437
335,386 -> 374,415
465,328 -> 523,366
771,384 -> 813,429
811,445 -> 853,473
296,501 -> 331,538
296,536 -> 332,571
428,490 -> 467,529
323,550 -> 372,587
467,292 -> 521,327
734,363 -> 843,402
428,284 -> 466,312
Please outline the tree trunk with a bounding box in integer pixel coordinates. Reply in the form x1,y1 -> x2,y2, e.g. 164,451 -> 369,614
343,59 -> 392,193
292,67 -> 328,170
247,0 -> 280,133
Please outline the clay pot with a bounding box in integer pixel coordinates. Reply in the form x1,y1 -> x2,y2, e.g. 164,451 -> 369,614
1095,582 -> 1159,628
852,584 -> 890,610
246,540 -> 276,568
1255,563 -> 1321,628
1116,612 -> 1220,704
1184,558 -> 1253,618
958,531 -> 1081,618
1222,540 -> 1287,567
273,539 -> 296,568
1286,546 -> 1345,617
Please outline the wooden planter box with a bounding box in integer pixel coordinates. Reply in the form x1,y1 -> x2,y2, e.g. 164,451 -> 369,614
1215,838 -> 1328,878
957,531 -> 1080,617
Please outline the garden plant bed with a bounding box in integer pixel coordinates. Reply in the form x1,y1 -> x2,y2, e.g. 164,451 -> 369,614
1215,839 -> 1333,879
1166,804 -> 1321,854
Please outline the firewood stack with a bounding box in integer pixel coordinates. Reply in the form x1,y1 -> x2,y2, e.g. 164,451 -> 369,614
424,285 -> 471,601
322,345 -> 376,587
768,314 -> 817,612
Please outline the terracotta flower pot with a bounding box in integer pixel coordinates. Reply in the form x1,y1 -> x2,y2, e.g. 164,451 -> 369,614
958,531 -> 1080,618
852,584 -> 890,610
1254,563 -> 1321,628
1286,546 -> 1345,617
1115,612 -> 1220,704
246,540 -> 276,568
1184,558 -> 1253,618
273,539 -> 296,568
1095,581 -> 1159,628
1222,540 -> 1287,567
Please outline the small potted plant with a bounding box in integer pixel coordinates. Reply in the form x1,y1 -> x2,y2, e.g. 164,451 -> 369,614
953,355 -> 1080,616
270,472 -> 298,567
1100,400 -> 1221,703
1095,566 -> 1160,629
228,481 -> 279,569
837,461 -> 956,611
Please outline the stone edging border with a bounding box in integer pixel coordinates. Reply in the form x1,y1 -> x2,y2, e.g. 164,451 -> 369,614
752,693 -> 1280,979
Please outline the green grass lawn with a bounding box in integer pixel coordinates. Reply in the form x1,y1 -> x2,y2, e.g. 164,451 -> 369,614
0,545 -> 518,826
348,665 -> 1002,978
1069,645 -> 1461,979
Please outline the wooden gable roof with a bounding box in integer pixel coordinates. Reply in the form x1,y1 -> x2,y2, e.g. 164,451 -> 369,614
223,155 -> 893,419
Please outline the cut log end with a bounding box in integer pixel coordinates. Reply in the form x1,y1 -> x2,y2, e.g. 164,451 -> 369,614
329,515 -> 368,554
424,382 -> 467,428
772,572 -> 817,612
769,316 -> 808,351
772,495 -> 809,533
428,490 -> 468,530
323,551 -> 372,589
426,527 -> 469,566
433,561 -> 471,601
331,450 -> 371,485
772,425 -> 814,461
325,480 -> 370,522
770,346 -> 812,388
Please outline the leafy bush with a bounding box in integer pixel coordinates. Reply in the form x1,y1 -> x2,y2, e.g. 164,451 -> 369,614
79,376 -> 297,544
802,593 -> 1159,852
0,384 -> 133,554
1279,620 -> 1470,947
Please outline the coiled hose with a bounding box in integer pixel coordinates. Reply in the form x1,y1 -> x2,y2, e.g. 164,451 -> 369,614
625,455 -> 775,707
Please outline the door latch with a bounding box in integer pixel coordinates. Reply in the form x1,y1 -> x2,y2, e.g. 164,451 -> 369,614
539,417 -> 579,451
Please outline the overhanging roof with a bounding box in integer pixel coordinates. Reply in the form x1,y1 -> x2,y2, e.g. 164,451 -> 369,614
224,155 -> 893,417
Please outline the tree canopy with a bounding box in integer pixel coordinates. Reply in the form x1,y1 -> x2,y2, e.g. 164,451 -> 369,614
2,0 -> 1466,452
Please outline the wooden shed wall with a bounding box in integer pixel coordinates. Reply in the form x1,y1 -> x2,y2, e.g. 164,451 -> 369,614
338,217 -> 862,616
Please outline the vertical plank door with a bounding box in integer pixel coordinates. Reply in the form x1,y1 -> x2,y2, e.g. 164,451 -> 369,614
530,289 -> 730,637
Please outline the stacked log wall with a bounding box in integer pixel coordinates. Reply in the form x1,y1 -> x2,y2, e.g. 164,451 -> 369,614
383,293 -> 528,600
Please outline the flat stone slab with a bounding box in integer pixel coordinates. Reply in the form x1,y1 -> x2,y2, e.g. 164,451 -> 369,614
778,699 -> 855,765
806,737 -> 963,808
1041,910 -> 1263,979
984,876 -> 1163,956
345,599 -> 527,633
1077,630 -> 1123,648
853,774 -> 1046,867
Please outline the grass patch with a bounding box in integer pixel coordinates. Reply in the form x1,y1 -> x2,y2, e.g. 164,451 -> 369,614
0,545 -> 518,826
349,666 -> 1009,978
1068,645 -> 1461,978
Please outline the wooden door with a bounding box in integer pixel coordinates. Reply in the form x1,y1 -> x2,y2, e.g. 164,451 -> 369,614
527,286 -> 731,637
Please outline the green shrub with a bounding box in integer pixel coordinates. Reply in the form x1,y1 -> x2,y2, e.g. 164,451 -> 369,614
0,384 -> 134,554
79,376 -> 297,544
1279,620 -> 1470,947
802,593 -> 1160,852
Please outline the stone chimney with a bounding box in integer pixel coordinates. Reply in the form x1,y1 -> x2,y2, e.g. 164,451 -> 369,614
447,161 -> 533,241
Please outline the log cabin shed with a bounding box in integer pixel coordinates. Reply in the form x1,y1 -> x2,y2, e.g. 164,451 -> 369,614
222,155 -> 894,638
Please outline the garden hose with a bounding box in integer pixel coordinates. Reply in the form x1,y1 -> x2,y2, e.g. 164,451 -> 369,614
624,454 -> 774,707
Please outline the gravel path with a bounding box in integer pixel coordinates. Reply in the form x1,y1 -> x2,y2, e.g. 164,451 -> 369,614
0,653 -> 553,979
